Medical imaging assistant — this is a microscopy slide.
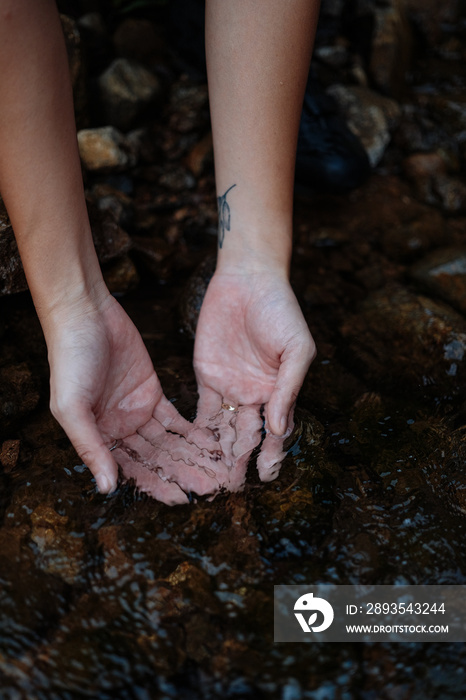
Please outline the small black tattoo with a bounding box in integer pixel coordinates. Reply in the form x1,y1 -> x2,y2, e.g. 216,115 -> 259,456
217,184 -> 236,248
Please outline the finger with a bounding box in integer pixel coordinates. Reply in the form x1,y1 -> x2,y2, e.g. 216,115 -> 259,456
137,417 -> 223,471
153,394 -> 192,434
114,443 -> 189,505
154,394 -> 219,451
266,335 -> 316,436
56,405 -> 119,494
256,407 -> 294,482
119,431 -> 229,496
256,433 -> 287,482
232,405 -> 262,459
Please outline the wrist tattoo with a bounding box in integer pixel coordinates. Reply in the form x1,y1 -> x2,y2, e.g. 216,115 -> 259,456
217,184 -> 236,249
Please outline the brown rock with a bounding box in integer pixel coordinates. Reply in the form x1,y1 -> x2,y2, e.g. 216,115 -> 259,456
102,255 -> 139,294
86,196 -> 132,264
0,439 -> 20,472
131,235 -> 174,281
341,286 -> 466,393
381,209 -> 447,261
186,132 -> 214,177
30,504 -> 84,585
404,152 -> 466,213
78,126 -> 137,172
369,0 -> 412,98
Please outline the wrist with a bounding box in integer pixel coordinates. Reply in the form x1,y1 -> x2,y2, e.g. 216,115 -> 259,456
30,246 -> 111,337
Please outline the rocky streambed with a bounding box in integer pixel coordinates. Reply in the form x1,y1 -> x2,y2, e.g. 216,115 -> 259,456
2,1 -> 466,698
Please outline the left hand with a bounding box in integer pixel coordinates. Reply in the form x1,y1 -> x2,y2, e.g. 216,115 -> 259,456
193,268 -> 316,485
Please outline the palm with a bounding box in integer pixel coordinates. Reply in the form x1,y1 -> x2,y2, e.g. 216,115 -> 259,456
48,295 -> 225,500
193,270 -> 315,485
194,271 -> 312,407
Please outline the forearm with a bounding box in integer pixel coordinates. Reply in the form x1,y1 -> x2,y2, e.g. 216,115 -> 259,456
205,0 -> 320,275
0,0 -> 107,334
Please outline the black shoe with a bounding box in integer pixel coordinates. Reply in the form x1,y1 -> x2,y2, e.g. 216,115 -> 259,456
295,78 -> 371,194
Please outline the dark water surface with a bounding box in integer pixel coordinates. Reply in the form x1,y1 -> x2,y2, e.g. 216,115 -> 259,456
2,238 -> 466,699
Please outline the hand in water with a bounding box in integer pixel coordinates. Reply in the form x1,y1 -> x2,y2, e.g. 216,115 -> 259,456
193,269 -> 316,485
47,293 -> 227,501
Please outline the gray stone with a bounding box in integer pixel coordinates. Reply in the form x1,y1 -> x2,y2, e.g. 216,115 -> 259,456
77,126 -> 137,172
327,84 -> 401,167
98,58 -> 160,131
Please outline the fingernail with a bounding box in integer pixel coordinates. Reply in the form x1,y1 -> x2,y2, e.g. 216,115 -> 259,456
97,474 -> 112,494
278,415 -> 287,435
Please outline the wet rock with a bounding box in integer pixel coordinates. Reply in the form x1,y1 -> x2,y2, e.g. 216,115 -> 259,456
186,132 -> 214,177
0,438 -> 21,472
403,151 -> 448,205
0,439 -> 20,473
381,209 -> 447,261
97,58 -> 161,131
369,0 -> 412,98
0,199 -> 27,296
411,248 -> 466,315
98,525 -> 135,581
341,286 -> 466,394
86,196 -> 132,264
433,175 -> 466,214
178,254 -> 216,338
327,84 -> 401,166
30,503 -> 85,585
403,151 -> 466,212
0,363 -> 40,429
131,235 -> 174,281
102,255 -> 139,295
61,14 -> 88,129
89,183 -> 133,230
168,81 -> 210,134
78,126 -> 137,172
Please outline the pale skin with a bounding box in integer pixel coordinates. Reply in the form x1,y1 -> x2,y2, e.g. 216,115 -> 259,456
0,0 -> 319,498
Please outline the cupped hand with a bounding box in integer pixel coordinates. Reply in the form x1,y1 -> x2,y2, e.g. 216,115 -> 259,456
45,292 -> 223,499
193,268 -> 316,484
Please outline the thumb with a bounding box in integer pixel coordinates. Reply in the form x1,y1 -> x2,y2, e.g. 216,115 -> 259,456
266,336 -> 316,436
53,403 -> 119,494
